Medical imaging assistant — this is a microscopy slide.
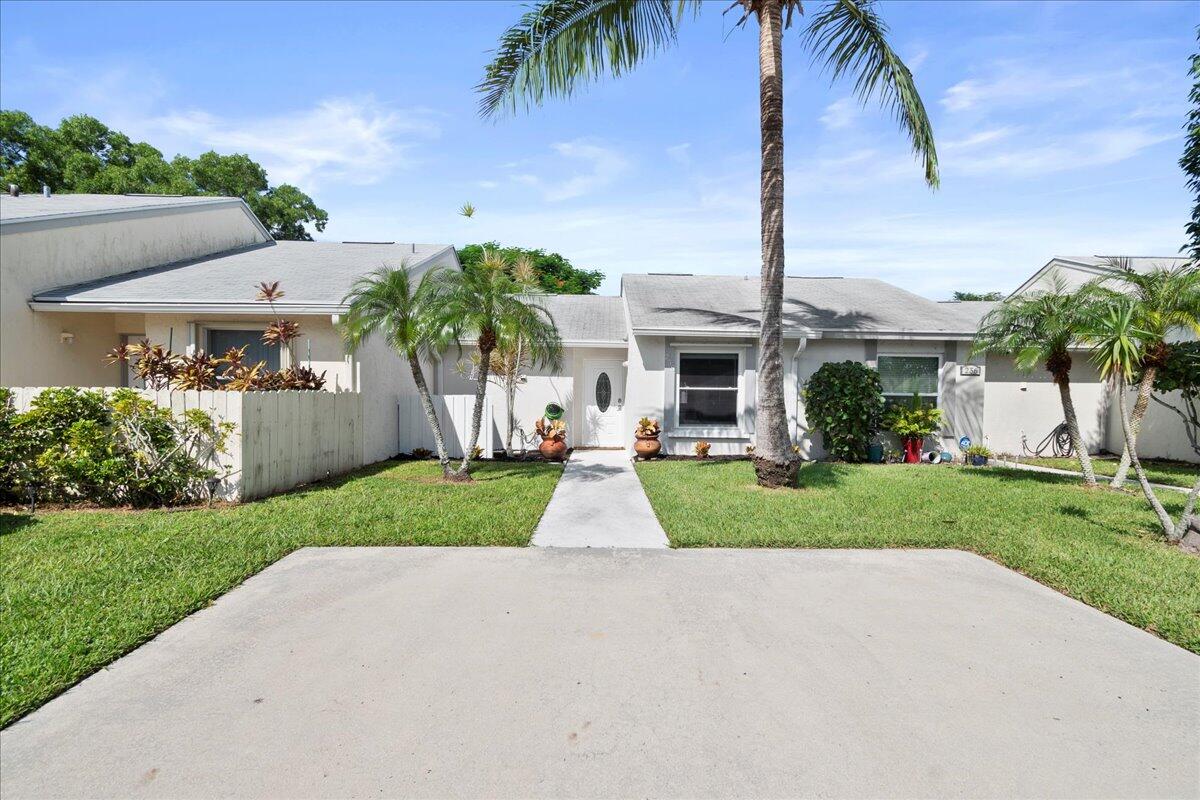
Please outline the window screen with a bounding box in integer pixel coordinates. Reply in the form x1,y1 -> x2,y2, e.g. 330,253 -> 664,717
208,329 -> 280,371
878,355 -> 939,406
678,353 -> 738,425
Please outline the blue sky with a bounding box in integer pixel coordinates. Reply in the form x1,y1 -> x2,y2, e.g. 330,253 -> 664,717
1,0 -> 1195,297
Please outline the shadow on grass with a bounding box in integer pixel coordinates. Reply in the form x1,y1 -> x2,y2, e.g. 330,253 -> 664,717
0,513 -> 37,536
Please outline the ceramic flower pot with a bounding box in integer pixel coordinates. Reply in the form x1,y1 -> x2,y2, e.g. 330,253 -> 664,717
539,438 -> 568,462
970,454 -> 989,467
902,437 -> 922,464
634,434 -> 662,459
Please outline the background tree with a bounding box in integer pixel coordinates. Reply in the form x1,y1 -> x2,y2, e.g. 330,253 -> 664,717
1150,341 -> 1200,461
1081,259 -> 1200,488
952,291 -> 1003,301
1182,32 -> 1200,261
0,110 -> 328,240
340,265 -> 456,478
457,242 -> 603,294
438,249 -> 562,477
972,273 -> 1098,486
477,0 -> 938,488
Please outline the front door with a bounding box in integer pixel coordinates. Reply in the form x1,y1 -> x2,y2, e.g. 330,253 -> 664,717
582,360 -> 623,447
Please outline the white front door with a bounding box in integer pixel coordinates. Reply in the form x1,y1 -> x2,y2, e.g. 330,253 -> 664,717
582,360 -> 623,447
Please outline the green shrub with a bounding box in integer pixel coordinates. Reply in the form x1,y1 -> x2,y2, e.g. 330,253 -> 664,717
801,361 -> 885,462
884,393 -> 944,440
0,388 -> 233,507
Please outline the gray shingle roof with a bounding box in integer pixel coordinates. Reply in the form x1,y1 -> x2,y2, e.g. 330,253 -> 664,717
1,193 -> 238,222
534,295 -> 626,343
622,274 -> 980,337
1055,256 -> 1191,272
33,240 -> 457,312
935,301 -> 999,331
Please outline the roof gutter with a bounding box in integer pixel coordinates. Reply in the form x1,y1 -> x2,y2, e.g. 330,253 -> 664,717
28,301 -> 346,315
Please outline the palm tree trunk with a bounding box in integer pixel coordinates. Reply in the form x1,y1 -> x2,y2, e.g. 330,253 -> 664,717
1175,474 -> 1200,542
1057,373 -> 1097,487
752,0 -> 797,489
1118,383 -> 1176,538
505,337 -> 523,457
407,352 -> 452,477
1109,366 -> 1156,488
455,338 -> 493,476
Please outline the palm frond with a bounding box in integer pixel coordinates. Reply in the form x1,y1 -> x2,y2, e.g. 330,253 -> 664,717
804,0 -> 939,188
477,0 -> 678,118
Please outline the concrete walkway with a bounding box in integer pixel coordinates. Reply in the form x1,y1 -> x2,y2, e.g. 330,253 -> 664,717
2,548 -> 1196,799
531,449 -> 669,548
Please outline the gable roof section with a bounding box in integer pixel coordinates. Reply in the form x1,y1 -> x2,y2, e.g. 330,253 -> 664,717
1010,256 -> 1192,297
31,241 -> 458,314
535,295 -> 626,345
0,193 -> 269,240
621,274 -> 981,338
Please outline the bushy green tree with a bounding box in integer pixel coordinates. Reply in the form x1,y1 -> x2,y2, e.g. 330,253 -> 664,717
1182,33 -> 1200,261
457,242 -> 602,294
801,360 -> 884,462
0,110 -> 327,240
952,291 -> 1002,301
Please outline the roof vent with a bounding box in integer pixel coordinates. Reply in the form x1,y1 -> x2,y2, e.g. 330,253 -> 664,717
7,184 -> 18,197
42,184 -> 51,198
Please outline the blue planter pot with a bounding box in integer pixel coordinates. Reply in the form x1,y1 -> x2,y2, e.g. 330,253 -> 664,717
970,455 -> 989,467
867,443 -> 885,463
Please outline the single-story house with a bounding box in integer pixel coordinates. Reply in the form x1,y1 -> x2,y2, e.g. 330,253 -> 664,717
3,192 -> 1194,466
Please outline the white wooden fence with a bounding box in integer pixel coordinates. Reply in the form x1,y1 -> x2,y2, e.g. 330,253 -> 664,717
397,394 -> 493,458
8,388 -> 363,501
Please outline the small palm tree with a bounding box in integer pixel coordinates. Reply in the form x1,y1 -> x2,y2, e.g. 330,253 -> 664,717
340,265 -> 456,478
1081,259 -> 1200,488
1084,299 -> 1199,541
972,273 -> 1099,487
478,0 -> 938,488
438,248 -> 562,476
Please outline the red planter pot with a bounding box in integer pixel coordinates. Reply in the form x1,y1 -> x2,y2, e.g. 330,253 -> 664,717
902,437 -> 922,464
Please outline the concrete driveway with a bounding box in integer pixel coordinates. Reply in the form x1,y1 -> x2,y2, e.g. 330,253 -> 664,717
2,548 -> 1197,799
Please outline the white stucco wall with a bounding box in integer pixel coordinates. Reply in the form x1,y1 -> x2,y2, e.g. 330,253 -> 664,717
1,204 -> 268,387
982,352 -> 1110,456
438,345 -> 626,451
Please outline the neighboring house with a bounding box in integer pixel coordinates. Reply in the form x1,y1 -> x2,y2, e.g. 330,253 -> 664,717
1,192 -> 458,465
2,193 -> 1194,466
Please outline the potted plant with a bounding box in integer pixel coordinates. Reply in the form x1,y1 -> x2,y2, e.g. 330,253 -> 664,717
964,444 -> 992,467
535,417 -> 568,462
634,417 -> 662,459
883,394 -> 943,464
694,440 -> 711,459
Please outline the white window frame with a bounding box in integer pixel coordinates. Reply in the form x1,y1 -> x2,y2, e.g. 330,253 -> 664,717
877,352 -> 942,406
674,346 -> 744,433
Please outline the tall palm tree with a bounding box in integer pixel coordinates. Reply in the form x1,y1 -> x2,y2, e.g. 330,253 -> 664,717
1081,259 -> 1200,488
971,273 -> 1099,487
1085,299 -> 1199,542
477,0 -> 938,488
438,248 -> 562,476
340,265 -> 456,478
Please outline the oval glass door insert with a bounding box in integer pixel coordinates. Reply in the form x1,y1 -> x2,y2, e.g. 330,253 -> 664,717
595,372 -> 612,412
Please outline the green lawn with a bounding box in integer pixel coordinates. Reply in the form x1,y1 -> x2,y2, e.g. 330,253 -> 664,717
1013,455 -> 1198,488
636,460 -> 1200,653
0,460 -> 561,727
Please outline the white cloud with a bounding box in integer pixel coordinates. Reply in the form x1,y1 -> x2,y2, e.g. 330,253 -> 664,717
947,127 -> 1177,177
939,60 -> 1177,114
507,139 -> 630,202
666,143 -> 692,165
477,180 -> 499,190
151,97 -> 439,189
819,97 -> 859,130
